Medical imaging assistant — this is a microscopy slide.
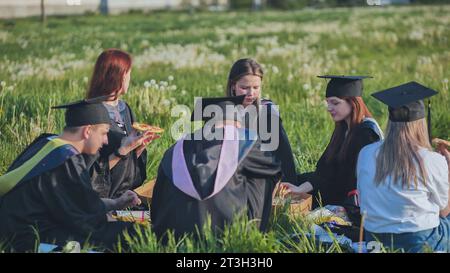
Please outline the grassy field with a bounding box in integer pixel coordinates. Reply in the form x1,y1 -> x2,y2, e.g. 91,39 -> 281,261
0,5 -> 449,253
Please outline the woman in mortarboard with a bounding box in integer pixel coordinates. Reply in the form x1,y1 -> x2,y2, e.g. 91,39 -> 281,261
225,58 -> 298,184
86,49 -> 157,199
358,82 -> 449,253
280,75 -> 383,211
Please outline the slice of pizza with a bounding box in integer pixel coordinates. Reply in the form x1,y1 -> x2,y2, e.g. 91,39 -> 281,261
432,138 -> 450,148
132,122 -> 164,134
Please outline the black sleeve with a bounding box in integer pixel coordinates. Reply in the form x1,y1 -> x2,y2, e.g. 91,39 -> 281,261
263,104 -> 297,183
125,102 -> 148,184
276,123 -> 298,183
242,141 -> 282,181
37,156 -> 108,235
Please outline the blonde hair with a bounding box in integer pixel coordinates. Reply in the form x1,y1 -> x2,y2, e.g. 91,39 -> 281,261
375,118 -> 431,188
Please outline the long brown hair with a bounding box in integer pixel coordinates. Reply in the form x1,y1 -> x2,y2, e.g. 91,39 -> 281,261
375,119 -> 431,188
323,96 -> 373,162
225,58 -> 264,107
86,49 -> 132,99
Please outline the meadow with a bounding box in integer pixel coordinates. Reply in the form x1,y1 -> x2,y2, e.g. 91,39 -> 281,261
0,5 -> 449,252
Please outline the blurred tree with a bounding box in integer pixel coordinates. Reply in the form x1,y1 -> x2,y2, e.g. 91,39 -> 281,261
40,0 -> 45,23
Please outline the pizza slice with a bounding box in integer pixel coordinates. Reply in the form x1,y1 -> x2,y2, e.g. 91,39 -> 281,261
132,122 -> 164,134
432,138 -> 450,147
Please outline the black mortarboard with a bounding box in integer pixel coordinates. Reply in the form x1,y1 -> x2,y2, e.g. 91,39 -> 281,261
371,81 -> 438,143
191,95 -> 246,122
317,75 -> 372,97
52,95 -> 112,127
371,81 -> 438,122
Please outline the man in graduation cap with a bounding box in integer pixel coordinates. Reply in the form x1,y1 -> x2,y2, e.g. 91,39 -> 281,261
357,82 -> 450,252
0,97 -> 142,252
150,95 -> 282,240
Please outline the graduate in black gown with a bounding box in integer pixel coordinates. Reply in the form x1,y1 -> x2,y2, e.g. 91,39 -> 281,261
225,58 -> 297,184
86,49 -> 158,199
150,95 -> 282,240
0,97 -> 141,252
280,76 -> 384,208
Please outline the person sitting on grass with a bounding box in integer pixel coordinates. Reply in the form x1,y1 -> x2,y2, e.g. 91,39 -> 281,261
279,75 -> 383,209
86,49 -> 159,200
225,58 -> 298,185
151,95 -> 282,241
0,97 -> 142,252
358,82 -> 449,253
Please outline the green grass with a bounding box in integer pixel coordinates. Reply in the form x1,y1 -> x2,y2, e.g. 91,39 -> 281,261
0,5 -> 449,252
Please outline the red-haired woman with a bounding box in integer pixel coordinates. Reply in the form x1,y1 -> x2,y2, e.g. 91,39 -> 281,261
280,76 -> 383,209
87,49 -> 156,199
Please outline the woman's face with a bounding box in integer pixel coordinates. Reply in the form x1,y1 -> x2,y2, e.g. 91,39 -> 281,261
120,69 -> 131,95
233,75 -> 261,107
326,96 -> 352,122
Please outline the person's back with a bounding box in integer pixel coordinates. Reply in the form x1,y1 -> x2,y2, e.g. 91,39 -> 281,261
358,82 -> 450,252
358,141 -> 448,233
151,126 -> 281,239
151,96 -> 281,240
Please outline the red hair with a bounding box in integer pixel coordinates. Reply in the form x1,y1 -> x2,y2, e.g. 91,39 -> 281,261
323,96 -> 373,162
86,49 -> 132,99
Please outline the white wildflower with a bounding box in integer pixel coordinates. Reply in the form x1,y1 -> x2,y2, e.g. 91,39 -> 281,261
162,99 -> 171,106
272,66 -> 280,74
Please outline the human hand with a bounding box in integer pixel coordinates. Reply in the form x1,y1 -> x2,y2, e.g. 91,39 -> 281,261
116,190 -> 141,209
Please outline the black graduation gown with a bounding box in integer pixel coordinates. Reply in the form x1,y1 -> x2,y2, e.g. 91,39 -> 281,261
92,102 -> 147,199
297,120 -> 382,207
257,99 -> 297,183
0,134 -> 134,252
150,127 -> 281,240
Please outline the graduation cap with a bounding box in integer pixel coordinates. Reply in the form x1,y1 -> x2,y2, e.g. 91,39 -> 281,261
317,75 -> 373,98
371,81 -> 438,140
191,95 -> 246,122
52,95 -> 113,127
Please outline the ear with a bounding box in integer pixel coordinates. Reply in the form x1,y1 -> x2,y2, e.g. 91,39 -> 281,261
81,125 -> 92,140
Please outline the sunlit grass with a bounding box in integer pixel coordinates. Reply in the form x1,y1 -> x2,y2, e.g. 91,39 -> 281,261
0,5 -> 448,252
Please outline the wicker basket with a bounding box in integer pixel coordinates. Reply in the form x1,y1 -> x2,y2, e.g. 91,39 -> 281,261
272,193 -> 312,216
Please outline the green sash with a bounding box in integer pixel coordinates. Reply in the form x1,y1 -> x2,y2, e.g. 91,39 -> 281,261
0,138 -> 73,196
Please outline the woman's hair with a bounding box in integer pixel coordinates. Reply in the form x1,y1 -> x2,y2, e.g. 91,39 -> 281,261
86,49 -> 132,99
323,96 -> 373,162
375,119 -> 431,188
225,58 -> 264,106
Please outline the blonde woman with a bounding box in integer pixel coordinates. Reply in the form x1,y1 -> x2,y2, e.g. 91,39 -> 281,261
357,82 -> 450,252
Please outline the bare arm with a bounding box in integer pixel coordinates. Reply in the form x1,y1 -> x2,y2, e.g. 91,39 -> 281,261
439,148 -> 450,218
108,133 -> 156,170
